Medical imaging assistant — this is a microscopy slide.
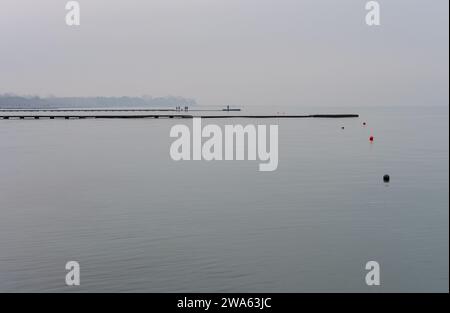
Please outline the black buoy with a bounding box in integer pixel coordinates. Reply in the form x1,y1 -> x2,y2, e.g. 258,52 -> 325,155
383,174 -> 390,183
341,126 -> 345,130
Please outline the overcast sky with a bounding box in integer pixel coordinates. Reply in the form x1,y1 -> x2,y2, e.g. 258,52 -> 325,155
0,0 -> 448,106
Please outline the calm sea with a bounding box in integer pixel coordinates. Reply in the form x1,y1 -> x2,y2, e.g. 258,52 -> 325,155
0,105 -> 448,292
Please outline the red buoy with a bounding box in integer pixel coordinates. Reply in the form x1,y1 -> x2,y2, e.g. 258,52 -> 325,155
369,136 -> 374,142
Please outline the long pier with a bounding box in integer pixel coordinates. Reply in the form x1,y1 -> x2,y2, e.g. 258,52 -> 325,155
0,114 -> 359,120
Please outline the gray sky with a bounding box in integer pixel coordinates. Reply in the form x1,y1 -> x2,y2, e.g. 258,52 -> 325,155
0,0 -> 448,106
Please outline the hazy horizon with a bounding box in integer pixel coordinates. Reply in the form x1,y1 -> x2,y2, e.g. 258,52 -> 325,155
1,0 -> 448,107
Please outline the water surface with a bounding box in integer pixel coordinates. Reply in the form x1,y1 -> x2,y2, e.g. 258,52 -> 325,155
0,106 -> 448,292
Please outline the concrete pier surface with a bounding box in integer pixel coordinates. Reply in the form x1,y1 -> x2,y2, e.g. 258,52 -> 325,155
0,113 -> 359,120
0,109 -> 358,120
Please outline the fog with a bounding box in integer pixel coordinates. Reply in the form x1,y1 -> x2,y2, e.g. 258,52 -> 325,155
0,0 -> 448,107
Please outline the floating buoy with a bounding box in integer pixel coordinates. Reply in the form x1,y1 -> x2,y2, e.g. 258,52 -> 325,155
369,136 -> 374,142
363,122 -> 367,126
383,174 -> 390,183
341,126 -> 345,130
